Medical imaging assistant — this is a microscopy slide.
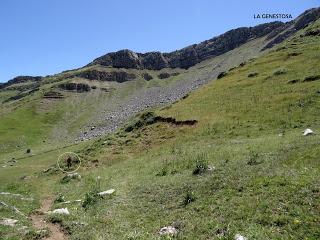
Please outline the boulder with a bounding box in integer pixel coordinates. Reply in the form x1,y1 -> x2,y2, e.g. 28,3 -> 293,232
98,189 -> 115,196
0,218 -> 18,227
52,208 -> 70,215
235,234 -> 247,240
159,226 -> 178,235
67,172 -> 81,179
303,128 -> 315,136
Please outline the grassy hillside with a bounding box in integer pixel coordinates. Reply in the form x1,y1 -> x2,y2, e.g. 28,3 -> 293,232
1,21 -> 320,240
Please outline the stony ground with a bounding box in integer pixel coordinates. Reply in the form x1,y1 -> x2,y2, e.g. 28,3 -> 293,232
76,38 -> 265,141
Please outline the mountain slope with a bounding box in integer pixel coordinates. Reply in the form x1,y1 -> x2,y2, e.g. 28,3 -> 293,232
1,15 -> 319,240
1,8 -> 319,155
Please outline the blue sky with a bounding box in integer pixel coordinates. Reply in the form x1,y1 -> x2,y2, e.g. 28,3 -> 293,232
0,0 -> 319,82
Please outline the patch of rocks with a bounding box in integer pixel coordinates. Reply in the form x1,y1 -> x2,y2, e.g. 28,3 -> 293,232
76,74 -> 210,141
0,218 -> 18,227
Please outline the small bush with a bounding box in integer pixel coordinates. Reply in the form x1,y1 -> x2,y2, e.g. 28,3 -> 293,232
247,150 -> 262,165
248,72 -> 258,77
217,72 -> 227,79
303,75 -> 320,82
47,214 -> 64,224
273,68 -> 287,76
25,229 -> 49,240
54,193 -> 65,203
183,191 -> 196,206
156,166 -> 168,176
124,112 -> 156,132
142,73 -> 153,81
287,79 -> 300,84
82,190 -> 100,209
158,72 -> 171,79
193,160 -> 208,175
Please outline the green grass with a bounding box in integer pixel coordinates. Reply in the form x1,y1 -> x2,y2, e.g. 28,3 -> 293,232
1,21 -> 320,239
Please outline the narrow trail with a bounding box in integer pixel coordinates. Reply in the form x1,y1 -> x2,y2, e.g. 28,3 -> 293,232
30,197 -> 67,240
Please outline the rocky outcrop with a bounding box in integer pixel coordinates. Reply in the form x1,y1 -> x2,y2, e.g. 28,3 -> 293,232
89,22 -> 284,70
76,70 -> 136,83
3,87 -> 39,103
43,91 -> 64,99
88,8 -> 320,70
262,7 -> 320,50
58,83 -> 91,92
158,72 -> 179,79
0,76 -> 42,90
142,73 -> 153,81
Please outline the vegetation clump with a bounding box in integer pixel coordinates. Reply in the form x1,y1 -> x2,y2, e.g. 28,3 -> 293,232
183,191 -> 196,206
248,72 -> 258,77
273,68 -> 287,76
303,74 -> 320,82
217,71 -> 227,79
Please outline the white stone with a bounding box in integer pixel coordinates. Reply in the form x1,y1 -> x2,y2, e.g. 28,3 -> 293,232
98,189 -> 115,196
159,226 -> 178,235
208,165 -> 215,171
67,173 -> 81,179
0,218 -> 18,227
303,128 -> 315,136
235,234 -> 247,240
61,199 -> 82,204
52,208 -> 70,215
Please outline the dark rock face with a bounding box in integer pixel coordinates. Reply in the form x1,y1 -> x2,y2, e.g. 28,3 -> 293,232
158,73 -> 171,79
89,21 -> 284,70
58,83 -> 91,92
0,76 -> 42,89
141,52 -> 169,70
142,73 -> 153,81
3,87 -> 39,103
77,70 -> 136,83
217,72 -> 227,79
262,7 -> 320,50
158,72 -> 180,79
92,49 -> 141,69
43,91 -> 64,99
303,28 -> 320,36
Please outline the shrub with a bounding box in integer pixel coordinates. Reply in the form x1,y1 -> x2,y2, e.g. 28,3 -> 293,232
193,160 -> 208,175
142,73 -> 153,81
183,191 -> 196,206
287,79 -> 300,84
158,72 -> 171,79
156,166 -> 168,176
247,150 -> 262,165
82,190 -> 100,209
273,68 -> 287,76
54,193 -> 65,203
217,72 -> 227,79
248,72 -> 258,77
303,75 -> 320,82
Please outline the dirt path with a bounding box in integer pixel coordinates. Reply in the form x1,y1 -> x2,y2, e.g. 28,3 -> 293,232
30,197 -> 67,240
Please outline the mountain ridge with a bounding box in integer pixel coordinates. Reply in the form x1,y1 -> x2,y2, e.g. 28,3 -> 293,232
2,7 -> 319,87
90,7 -> 320,70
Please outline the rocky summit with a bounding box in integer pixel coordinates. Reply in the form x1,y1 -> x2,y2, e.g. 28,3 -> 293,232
89,7 -> 320,70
